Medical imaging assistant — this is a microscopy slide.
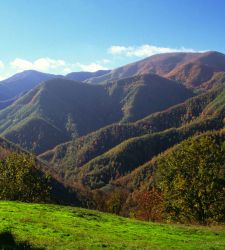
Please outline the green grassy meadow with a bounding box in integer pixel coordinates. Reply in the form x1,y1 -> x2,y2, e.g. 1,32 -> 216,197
0,201 -> 224,250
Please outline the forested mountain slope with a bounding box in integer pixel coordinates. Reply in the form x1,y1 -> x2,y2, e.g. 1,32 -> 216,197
115,128 -> 225,193
40,83 -> 224,174
75,108 -> 224,189
0,74 -> 192,154
39,83 -> 224,190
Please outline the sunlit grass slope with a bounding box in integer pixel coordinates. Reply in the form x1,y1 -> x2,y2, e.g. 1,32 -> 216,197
0,201 -> 224,249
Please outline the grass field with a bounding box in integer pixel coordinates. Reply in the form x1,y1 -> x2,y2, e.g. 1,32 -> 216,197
0,201 -> 224,249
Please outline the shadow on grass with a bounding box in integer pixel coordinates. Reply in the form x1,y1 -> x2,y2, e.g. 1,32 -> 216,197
0,232 -> 45,250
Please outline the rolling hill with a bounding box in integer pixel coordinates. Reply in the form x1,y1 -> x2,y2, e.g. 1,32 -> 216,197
86,51 -> 225,89
0,74 -> 193,154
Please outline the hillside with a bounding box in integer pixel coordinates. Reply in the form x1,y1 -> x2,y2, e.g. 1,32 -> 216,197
0,135 -> 27,159
0,134 -> 80,206
0,201 -> 224,250
75,110 -> 224,190
0,74 -> 193,154
40,83 -> 225,177
86,51 -> 225,89
166,52 -> 225,88
115,128 -> 225,191
105,128 -> 224,223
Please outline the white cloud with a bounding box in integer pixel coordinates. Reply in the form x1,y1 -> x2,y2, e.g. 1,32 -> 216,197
0,75 -> 7,81
75,63 -> 108,72
109,46 -> 129,54
0,72 -> 12,81
108,44 -> 197,57
63,67 -> 72,74
9,57 -> 110,74
33,58 -> 65,71
97,59 -> 111,64
0,60 -> 4,70
10,57 -> 66,72
0,57 -> 112,80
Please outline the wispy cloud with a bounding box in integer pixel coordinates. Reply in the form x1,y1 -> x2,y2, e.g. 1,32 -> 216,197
10,58 -> 66,72
108,44 -> 197,57
63,59 -> 110,73
97,59 -> 111,64
9,57 -> 109,75
75,62 -> 108,72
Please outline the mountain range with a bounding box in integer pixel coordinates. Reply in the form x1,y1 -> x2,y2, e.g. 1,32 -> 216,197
0,69 -> 110,110
40,83 -> 225,189
0,73 -> 193,154
1,51 -> 225,110
0,51 -> 224,217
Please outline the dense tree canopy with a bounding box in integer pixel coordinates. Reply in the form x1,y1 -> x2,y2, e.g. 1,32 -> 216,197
156,132 -> 225,224
0,153 -> 50,202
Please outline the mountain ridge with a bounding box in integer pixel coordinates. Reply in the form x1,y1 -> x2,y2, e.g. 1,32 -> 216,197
86,51 -> 225,89
40,83 -> 224,170
0,74 -> 193,153
39,83 -> 225,190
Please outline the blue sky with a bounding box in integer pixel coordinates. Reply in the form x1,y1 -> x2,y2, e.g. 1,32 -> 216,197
0,0 -> 225,79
